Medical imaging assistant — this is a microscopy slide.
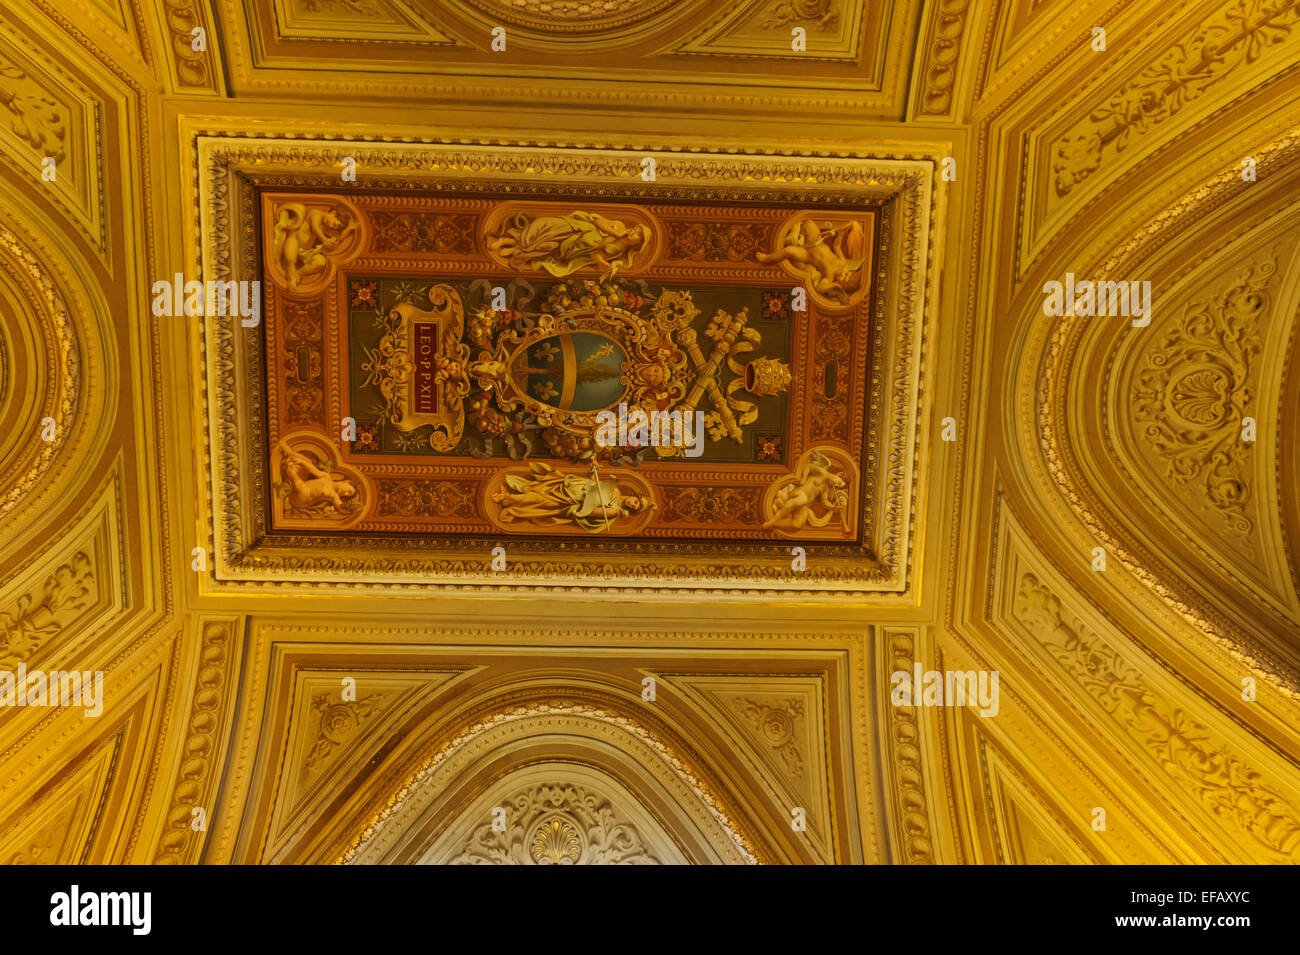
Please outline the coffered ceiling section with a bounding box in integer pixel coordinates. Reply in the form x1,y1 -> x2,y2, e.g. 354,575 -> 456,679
225,0 -> 921,115
213,620 -> 867,864
196,138 -> 934,593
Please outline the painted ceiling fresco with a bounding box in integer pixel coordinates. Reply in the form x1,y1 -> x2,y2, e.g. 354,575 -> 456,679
260,191 -> 880,542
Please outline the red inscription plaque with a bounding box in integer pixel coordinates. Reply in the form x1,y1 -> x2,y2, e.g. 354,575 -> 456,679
412,322 -> 439,415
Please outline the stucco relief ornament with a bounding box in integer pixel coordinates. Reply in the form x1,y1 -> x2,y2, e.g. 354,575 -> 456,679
1013,573 -> 1300,858
761,446 -> 858,538
756,215 -> 868,308
1130,261 -> 1269,538
0,553 -> 93,668
451,783 -> 661,865
763,0 -> 839,29
1052,131 -> 1102,196
269,200 -> 365,294
273,434 -> 371,528
0,61 -> 67,161
460,0 -> 671,32
306,691 -> 387,774
733,697 -> 805,776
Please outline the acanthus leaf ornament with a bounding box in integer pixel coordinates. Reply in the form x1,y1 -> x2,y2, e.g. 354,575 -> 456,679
453,783 -> 661,865
1131,261 -> 1271,539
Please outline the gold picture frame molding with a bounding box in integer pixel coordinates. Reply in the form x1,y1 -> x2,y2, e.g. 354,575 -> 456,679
194,135 -> 938,596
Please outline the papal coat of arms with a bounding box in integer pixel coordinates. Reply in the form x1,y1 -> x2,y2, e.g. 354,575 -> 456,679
351,273 -> 791,470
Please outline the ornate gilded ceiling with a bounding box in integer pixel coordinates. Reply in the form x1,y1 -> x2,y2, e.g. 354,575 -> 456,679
0,0 -> 1298,868
232,0 -> 917,111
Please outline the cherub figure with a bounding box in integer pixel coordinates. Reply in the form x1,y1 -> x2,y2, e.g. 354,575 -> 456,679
756,219 -> 865,305
277,439 -> 358,513
762,451 -> 848,531
469,348 -> 511,392
274,204 -> 358,290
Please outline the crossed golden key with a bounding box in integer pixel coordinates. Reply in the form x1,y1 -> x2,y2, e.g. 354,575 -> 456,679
676,307 -> 751,442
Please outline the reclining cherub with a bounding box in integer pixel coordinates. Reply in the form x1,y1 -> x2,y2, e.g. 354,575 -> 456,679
762,451 -> 849,531
277,439 -> 358,513
274,204 -> 358,290
756,219 -> 865,305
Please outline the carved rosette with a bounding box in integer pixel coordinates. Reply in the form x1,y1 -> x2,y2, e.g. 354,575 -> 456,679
306,692 -> 388,775
731,697 -> 804,776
